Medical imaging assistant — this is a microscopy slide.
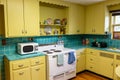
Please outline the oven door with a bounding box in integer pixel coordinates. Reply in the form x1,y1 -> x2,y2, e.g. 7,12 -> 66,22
47,54 -> 65,76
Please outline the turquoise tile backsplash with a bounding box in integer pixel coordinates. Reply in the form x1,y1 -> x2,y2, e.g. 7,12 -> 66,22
0,34 -> 120,80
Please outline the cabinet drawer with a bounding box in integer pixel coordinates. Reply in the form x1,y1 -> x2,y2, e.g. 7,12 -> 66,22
12,60 -> 30,70
86,49 -> 99,56
86,55 -> 98,63
86,63 -> 98,73
30,57 -> 45,66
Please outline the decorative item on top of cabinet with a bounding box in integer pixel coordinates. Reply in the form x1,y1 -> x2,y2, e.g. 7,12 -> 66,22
39,1 -> 68,35
1,0 -> 40,37
4,56 -> 46,80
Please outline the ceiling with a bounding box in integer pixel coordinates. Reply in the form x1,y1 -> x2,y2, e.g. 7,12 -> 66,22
62,0 -> 107,5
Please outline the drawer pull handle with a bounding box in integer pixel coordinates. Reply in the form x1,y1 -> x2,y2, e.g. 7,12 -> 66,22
36,68 -> 40,71
35,61 -> 40,64
19,72 -> 24,75
90,59 -> 93,61
18,65 -> 23,67
90,67 -> 93,68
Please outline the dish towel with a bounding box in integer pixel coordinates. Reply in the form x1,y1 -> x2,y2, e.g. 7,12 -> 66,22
57,54 -> 64,66
68,51 -> 75,64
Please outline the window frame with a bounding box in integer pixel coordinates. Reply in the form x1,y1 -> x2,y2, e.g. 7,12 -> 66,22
111,14 -> 120,39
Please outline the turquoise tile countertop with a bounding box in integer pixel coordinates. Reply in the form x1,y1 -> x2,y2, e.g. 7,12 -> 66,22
65,45 -> 120,53
4,52 -> 45,61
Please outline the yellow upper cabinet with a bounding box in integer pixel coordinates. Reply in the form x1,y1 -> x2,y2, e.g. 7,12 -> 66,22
0,5 -> 5,36
68,3 -> 85,34
1,0 -> 39,37
24,0 -> 39,37
85,3 -> 108,34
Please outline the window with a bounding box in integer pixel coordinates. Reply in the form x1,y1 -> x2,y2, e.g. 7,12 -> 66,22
110,10 -> 120,39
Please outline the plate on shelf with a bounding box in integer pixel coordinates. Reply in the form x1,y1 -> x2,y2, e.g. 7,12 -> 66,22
44,26 -> 52,35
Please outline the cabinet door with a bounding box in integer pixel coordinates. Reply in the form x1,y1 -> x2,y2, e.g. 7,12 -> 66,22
93,3 -> 105,34
85,5 -> 94,34
13,68 -> 31,80
114,55 -> 120,80
31,65 -> 46,80
99,52 -> 114,79
85,3 -> 105,34
77,53 -> 85,73
76,49 -> 85,73
6,0 -> 24,37
24,0 -> 40,36
0,5 -> 4,36
68,3 -> 85,34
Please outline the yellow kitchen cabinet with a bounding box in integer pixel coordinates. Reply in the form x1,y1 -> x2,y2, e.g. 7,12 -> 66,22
85,48 -> 100,73
68,3 -> 85,34
0,5 -> 5,36
99,51 -> 114,79
1,0 -> 39,37
114,54 -> 120,80
31,65 -> 46,80
4,56 -> 46,80
13,68 -> 31,80
76,48 -> 85,73
85,3 -> 108,34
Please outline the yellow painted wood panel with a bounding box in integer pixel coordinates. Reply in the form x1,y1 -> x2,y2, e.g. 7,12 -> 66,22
6,0 -> 24,37
99,56 -> 114,78
13,68 -> 31,80
31,65 -> 46,80
24,0 -> 40,36
85,5 -> 94,34
0,5 -> 5,36
76,49 -> 85,73
85,3 -> 105,34
40,4 -> 67,24
68,3 -> 85,34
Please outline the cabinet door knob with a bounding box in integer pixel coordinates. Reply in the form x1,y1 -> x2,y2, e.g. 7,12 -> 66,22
25,30 -> 27,34
22,30 -> 24,34
36,68 -> 40,71
19,72 -> 24,75
18,64 -> 23,67
35,61 -> 40,64
116,64 -> 118,67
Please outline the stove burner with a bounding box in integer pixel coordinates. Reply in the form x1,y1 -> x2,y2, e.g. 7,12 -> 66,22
47,52 -> 53,54
43,50 -> 49,52
50,49 -> 56,51
54,50 -> 62,52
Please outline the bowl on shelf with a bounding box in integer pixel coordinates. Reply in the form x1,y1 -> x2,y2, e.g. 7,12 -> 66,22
54,19 -> 61,25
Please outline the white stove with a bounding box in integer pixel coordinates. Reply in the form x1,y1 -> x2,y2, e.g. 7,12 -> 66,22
38,44 -> 76,80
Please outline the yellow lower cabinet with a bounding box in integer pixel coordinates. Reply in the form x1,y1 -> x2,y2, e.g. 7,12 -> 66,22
31,65 -> 46,80
76,49 -> 85,73
114,54 -> 120,80
13,68 -> 30,80
4,56 -> 46,80
99,51 -> 114,79
86,48 -> 100,73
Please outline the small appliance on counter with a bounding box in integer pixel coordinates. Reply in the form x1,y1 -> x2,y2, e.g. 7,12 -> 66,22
91,41 -> 107,48
17,42 -> 39,55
